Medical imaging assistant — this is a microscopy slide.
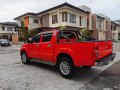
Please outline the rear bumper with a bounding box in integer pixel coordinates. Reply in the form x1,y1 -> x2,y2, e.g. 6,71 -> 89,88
95,53 -> 116,67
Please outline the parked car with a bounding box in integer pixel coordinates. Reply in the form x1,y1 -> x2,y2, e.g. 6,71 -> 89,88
20,29 -> 116,79
0,39 -> 10,46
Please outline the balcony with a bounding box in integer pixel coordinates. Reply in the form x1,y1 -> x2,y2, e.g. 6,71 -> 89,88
112,29 -> 118,34
0,29 -> 16,34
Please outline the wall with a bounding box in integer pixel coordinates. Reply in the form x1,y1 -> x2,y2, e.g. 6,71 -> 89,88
49,9 -> 87,28
28,17 -> 40,30
88,13 -> 92,30
0,25 -> 17,34
41,14 -> 49,27
0,26 -> 2,33
90,30 -> 99,40
92,14 -> 97,30
24,17 -> 29,27
112,24 -> 119,41
12,34 -> 19,44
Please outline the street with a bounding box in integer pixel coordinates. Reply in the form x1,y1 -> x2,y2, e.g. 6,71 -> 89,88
0,43 -> 120,90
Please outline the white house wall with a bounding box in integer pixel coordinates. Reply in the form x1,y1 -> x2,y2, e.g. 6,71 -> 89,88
28,17 -> 40,30
49,10 -> 87,28
0,25 -> 17,34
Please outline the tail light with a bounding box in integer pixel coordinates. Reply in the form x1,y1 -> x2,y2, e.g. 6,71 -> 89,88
92,46 -> 99,59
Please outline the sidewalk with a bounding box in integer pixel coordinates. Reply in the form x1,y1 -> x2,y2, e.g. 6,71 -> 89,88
81,60 -> 120,90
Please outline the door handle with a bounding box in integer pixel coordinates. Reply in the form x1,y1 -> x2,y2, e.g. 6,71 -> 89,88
48,44 -> 52,47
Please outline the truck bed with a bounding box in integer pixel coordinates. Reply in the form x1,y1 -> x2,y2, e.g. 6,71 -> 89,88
55,40 -> 112,67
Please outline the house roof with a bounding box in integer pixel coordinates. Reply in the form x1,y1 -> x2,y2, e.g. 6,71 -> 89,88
115,20 -> 120,22
0,22 -> 18,26
97,15 -> 105,20
114,20 -> 120,24
111,21 -> 120,26
14,12 -> 36,20
14,2 -> 90,20
37,2 -> 89,15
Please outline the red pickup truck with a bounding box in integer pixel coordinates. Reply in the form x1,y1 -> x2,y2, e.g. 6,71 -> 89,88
20,29 -> 116,78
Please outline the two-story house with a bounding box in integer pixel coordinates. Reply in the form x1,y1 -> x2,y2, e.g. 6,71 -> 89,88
91,13 -> 112,40
37,3 -> 89,30
14,3 -> 90,40
0,22 -> 18,43
14,12 -> 40,30
15,2 -> 112,41
111,21 -> 120,41
114,20 -> 120,40
14,12 -> 40,40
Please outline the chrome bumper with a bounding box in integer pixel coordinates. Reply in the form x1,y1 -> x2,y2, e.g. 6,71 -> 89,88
95,53 -> 116,67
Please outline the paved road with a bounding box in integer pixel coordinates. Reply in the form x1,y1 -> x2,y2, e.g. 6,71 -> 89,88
0,44 -> 120,90
81,60 -> 120,90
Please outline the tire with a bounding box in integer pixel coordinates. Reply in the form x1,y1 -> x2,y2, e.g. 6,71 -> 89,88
21,51 -> 30,65
58,57 -> 75,79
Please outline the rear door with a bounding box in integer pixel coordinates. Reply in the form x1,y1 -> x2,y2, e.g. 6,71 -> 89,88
39,32 -> 54,62
29,34 -> 41,59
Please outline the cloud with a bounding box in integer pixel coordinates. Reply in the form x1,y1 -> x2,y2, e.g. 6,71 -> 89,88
0,0 -> 120,21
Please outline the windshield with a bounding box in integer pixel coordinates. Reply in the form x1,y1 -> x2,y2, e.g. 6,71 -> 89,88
0,39 -> 9,42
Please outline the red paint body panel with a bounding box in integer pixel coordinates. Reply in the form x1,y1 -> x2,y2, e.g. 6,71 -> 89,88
20,30 -> 113,67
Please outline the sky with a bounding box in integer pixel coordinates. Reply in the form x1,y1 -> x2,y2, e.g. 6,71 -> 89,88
0,0 -> 120,22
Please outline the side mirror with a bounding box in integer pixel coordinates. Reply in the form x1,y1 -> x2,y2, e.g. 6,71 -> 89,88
27,40 -> 31,43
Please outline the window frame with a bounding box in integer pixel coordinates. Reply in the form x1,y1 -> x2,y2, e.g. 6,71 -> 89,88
62,12 -> 68,22
31,34 -> 41,44
41,33 -> 53,43
52,14 -> 58,24
21,21 -> 24,27
33,19 -> 39,24
2,26 -> 5,31
79,16 -> 82,26
7,27 -> 13,31
70,13 -> 76,23
57,31 -> 78,43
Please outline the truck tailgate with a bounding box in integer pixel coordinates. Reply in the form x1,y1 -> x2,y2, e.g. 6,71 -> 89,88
97,40 -> 112,59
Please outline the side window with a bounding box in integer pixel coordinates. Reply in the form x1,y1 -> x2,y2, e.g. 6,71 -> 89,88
31,35 -> 41,43
59,32 -> 76,39
58,31 -> 77,42
42,33 -> 53,42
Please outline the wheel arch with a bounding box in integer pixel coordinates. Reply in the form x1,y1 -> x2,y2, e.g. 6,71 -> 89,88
20,49 -> 26,54
20,48 -> 30,58
56,53 -> 74,66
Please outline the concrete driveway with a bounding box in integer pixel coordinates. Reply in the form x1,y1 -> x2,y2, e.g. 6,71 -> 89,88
0,43 -> 120,90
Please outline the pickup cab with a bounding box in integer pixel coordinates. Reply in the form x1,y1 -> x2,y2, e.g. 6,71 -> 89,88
20,29 -> 116,78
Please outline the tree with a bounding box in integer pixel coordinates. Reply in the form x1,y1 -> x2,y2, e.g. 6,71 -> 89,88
21,21 -> 29,41
82,28 -> 92,38
28,29 -> 40,38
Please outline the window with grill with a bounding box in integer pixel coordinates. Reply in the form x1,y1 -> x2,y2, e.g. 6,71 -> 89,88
52,15 -> 58,24
34,19 -> 39,23
70,14 -> 76,23
7,27 -> 13,31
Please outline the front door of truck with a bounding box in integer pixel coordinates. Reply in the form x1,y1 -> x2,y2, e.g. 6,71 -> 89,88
39,32 -> 54,62
29,34 -> 41,59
